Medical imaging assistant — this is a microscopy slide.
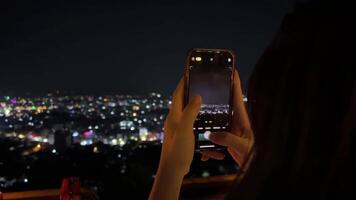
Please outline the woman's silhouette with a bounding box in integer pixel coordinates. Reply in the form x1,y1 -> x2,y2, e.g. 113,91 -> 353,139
149,2 -> 355,200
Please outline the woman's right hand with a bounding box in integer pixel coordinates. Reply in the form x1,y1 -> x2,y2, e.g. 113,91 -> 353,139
200,70 -> 254,169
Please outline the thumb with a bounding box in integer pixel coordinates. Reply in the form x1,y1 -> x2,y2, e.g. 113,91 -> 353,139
179,95 -> 202,131
208,131 -> 245,148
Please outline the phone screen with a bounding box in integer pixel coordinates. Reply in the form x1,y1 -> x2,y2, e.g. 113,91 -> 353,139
186,49 -> 234,150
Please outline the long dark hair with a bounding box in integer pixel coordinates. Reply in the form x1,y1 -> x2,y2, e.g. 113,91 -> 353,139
227,3 -> 356,199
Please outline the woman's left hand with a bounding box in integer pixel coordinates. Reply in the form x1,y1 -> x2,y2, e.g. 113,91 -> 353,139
200,70 -> 254,170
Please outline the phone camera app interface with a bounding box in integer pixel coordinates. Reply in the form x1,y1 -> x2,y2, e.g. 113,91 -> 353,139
188,50 -> 233,145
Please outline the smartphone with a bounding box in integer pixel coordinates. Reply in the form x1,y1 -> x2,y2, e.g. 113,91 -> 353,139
184,48 -> 235,152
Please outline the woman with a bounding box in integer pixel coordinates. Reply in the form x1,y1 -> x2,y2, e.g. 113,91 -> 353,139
149,2 -> 355,200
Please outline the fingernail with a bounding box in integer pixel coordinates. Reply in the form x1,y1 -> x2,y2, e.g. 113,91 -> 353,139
203,131 -> 211,140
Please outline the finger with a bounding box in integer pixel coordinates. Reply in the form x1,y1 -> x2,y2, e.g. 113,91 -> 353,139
232,70 -> 251,135
165,78 -> 184,132
179,95 -> 202,132
168,78 -> 184,118
208,131 -> 244,147
201,150 -> 225,160
227,147 -> 243,166
201,154 -> 209,161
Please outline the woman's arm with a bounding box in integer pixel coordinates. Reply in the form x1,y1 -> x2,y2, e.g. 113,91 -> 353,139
149,161 -> 185,200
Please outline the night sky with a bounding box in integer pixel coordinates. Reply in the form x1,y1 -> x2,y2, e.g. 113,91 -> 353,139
0,1 -> 292,95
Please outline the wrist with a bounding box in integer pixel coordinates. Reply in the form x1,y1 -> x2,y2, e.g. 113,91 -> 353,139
241,145 -> 256,173
157,157 -> 188,177
150,158 -> 185,200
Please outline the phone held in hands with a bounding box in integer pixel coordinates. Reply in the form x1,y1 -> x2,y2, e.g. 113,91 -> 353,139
184,48 -> 235,152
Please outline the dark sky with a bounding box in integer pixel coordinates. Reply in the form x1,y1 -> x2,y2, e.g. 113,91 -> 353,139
0,0 -> 292,95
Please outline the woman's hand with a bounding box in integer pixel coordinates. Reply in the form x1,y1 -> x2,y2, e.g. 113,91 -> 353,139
149,79 -> 201,200
200,70 -> 254,169
159,78 -> 202,175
